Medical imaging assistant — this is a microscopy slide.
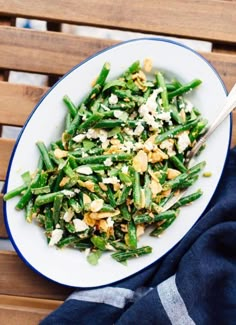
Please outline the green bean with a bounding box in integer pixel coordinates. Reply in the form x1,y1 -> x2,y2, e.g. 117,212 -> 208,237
63,95 -> 77,118
168,79 -> 202,100
52,194 -> 63,226
83,62 -> 110,105
76,112 -> 104,134
31,186 -> 51,195
117,186 -> 131,205
169,155 -> 187,173
3,184 -> 28,201
172,189 -> 203,209
126,220 -> 137,249
15,187 -> 32,210
111,246 -> 152,262
155,119 -> 199,144
75,153 -> 133,165
133,171 -> 141,209
156,72 -> 169,110
150,216 -> 176,237
35,191 -> 63,206
36,141 -> 54,171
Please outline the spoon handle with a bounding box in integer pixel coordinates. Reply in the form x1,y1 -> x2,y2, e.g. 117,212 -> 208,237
186,83 -> 236,162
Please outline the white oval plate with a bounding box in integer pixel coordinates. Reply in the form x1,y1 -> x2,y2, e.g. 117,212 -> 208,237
4,38 -> 231,288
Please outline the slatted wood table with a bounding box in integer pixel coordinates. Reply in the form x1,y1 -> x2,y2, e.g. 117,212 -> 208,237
0,1 -> 235,323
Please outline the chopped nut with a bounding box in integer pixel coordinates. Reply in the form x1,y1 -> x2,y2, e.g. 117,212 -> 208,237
88,210 -> 120,220
143,57 -> 153,72
149,148 -> 168,163
136,224 -> 145,238
83,213 -> 96,227
54,148 -> 68,159
90,199 -> 104,212
83,193 -> 91,205
59,176 -> 70,187
98,182 -> 108,191
133,150 -> 148,173
149,179 -> 163,197
83,180 -> 95,192
167,168 -> 181,180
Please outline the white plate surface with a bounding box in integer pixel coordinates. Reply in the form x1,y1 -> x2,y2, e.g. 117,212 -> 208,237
4,38 -> 231,287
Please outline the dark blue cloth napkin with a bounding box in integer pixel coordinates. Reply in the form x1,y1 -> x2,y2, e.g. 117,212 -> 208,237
41,147 -> 236,325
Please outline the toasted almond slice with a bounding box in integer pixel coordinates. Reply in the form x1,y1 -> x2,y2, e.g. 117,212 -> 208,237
59,176 -> 70,187
54,148 -> 68,159
83,193 -> 91,205
99,182 -> 108,191
143,57 -> 153,72
90,199 -> 104,212
89,210 -> 120,220
167,168 -> 181,180
133,150 -> 148,173
136,224 -> 145,238
149,179 -> 163,197
83,213 -> 96,227
83,180 -> 95,192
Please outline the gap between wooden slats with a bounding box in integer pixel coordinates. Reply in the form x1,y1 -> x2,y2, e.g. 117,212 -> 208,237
0,0 -> 235,43
0,26 -> 235,90
0,251 -> 73,299
0,295 -> 62,325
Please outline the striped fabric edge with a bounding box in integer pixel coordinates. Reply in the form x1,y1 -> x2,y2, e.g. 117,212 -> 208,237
157,274 -> 196,325
67,286 -> 134,309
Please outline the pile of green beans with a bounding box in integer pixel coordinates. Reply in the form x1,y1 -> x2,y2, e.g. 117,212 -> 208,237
4,60 -> 206,264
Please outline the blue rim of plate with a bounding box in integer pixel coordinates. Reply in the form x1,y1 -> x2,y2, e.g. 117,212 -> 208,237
3,37 -> 232,288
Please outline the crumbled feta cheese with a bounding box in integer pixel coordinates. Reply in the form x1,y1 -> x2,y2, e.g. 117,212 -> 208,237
185,100 -> 193,113
49,229 -> 63,246
63,208 -> 74,222
108,93 -> 118,105
103,176 -> 120,184
107,217 -> 114,228
61,190 -> 75,198
120,140 -> 134,153
102,139 -> 110,149
114,110 -> 128,122
104,157 -> 113,166
121,165 -> 129,174
76,166 -> 93,175
73,134 -> 86,143
160,139 -> 176,157
177,131 -> 191,153
86,128 -> 108,143
133,122 -> 144,136
73,219 -> 89,232
157,111 -> 171,122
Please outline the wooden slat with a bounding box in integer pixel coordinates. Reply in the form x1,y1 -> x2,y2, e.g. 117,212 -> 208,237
0,138 -> 15,181
0,194 -> 7,238
0,295 -> 61,325
0,251 -> 73,299
0,0 -> 235,43
0,26 -> 115,75
0,81 -> 48,126
0,26 -> 235,91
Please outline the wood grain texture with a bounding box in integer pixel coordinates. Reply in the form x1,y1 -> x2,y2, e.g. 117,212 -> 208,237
0,295 -> 61,325
0,0 -> 235,43
0,251 -> 73,299
0,26 -> 235,91
0,194 -> 6,238
0,138 -> 15,181
0,81 -> 47,126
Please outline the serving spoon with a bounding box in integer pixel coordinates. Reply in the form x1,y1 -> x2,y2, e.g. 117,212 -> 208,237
162,82 -> 236,211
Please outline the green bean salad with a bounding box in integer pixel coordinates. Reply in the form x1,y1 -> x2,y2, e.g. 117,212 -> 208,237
4,59 -> 207,265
